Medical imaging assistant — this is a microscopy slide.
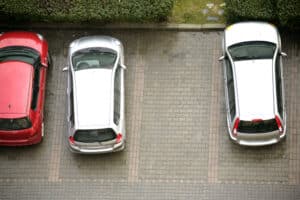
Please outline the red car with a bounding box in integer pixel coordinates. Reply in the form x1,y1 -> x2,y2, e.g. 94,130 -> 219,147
0,31 -> 50,146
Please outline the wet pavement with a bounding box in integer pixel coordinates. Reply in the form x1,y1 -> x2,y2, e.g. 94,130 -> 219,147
0,28 -> 299,199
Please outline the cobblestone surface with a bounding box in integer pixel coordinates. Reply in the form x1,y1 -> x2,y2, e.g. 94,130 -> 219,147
0,29 -> 299,199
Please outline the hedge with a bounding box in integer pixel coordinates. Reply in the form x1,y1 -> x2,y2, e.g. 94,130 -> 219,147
225,0 -> 300,29
277,0 -> 300,28
224,0 -> 278,23
0,0 -> 174,22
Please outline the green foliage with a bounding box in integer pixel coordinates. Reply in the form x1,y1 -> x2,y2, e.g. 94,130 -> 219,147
224,0 -> 277,23
277,0 -> 300,28
0,0 -> 174,22
225,0 -> 300,29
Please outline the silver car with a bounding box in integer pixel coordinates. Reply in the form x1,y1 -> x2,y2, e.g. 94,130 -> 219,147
64,36 -> 126,153
219,22 -> 287,146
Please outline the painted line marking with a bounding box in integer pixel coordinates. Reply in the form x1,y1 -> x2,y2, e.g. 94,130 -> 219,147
208,37 -> 221,183
128,36 -> 144,183
48,56 -> 64,183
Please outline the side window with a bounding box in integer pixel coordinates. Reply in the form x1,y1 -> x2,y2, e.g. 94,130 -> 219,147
275,55 -> 283,117
113,66 -> 121,125
69,74 -> 74,124
31,66 -> 40,109
70,89 -> 74,124
225,58 -> 236,120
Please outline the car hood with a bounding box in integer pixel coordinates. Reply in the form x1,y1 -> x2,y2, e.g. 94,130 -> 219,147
69,36 -> 122,56
225,22 -> 279,47
234,59 -> 275,120
73,69 -> 113,129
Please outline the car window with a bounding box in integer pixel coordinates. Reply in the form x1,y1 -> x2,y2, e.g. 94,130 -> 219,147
69,89 -> 74,124
31,66 -> 41,109
72,48 -> 117,71
113,66 -> 121,125
238,119 -> 278,133
275,54 -> 283,117
225,58 -> 236,120
68,71 -> 75,124
0,46 -> 40,66
74,129 -> 116,143
0,117 -> 32,130
228,41 -> 276,61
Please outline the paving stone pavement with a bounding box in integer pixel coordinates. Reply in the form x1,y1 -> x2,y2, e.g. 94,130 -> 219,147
0,28 -> 299,200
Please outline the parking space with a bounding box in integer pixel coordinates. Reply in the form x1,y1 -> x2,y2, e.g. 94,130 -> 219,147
0,28 -> 299,199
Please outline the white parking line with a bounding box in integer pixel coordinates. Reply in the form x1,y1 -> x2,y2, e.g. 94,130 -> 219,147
288,50 -> 299,185
208,38 -> 221,183
48,56 -> 64,183
128,37 -> 145,183
48,127 -> 62,183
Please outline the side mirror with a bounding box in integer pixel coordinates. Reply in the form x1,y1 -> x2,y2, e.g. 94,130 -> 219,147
280,52 -> 287,57
218,55 -> 225,61
121,64 -> 127,70
62,67 -> 69,71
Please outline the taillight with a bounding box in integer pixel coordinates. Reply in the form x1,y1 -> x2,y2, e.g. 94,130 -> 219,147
275,115 -> 283,134
69,136 -> 75,144
232,118 -> 240,137
116,133 -> 122,143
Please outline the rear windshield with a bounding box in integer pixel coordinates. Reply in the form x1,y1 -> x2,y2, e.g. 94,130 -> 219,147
228,41 -> 276,61
73,128 -> 116,143
72,48 -> 117,71
0,117 -> 32,130
238,119 -> 278,133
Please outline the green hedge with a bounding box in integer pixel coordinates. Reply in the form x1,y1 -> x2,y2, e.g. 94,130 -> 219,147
224,0 -> 277,23
225,0 -> 300,29
0,0 -> 174,22
277,0 -> 300,28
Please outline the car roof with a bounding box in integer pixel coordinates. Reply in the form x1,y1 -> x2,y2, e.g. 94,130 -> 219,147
0,61 -> 33,118
234,59 -> 275,121
225,22 -> 279,47
73,68 -> 114,129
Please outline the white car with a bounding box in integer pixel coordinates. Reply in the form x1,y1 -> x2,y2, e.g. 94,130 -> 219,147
64,36 -> 126,153
219,22 -> 287,146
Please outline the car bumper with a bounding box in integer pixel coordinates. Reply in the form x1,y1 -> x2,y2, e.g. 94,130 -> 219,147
0,132 -> 42,146
68,141 -> 125,154
229,131 -> 286,146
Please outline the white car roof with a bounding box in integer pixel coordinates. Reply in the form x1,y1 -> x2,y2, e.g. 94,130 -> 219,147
74,69 -> 114,129
68,36 -> 122,129
225,22 -> 279,47
235,59 -> 275,120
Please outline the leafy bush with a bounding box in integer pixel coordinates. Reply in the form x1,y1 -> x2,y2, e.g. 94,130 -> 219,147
277,0 -> 300,28
225,0 -> 300,29
0,0 -> 174,22
224,0 -> 278,23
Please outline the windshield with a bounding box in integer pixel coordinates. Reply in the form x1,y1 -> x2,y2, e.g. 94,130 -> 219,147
73,128 -> 116,143
72,48 -> 117,71
238,119 -> 278,133
228,41 -> 276,61
0,46 -> 40,66
0,117 -> 32,130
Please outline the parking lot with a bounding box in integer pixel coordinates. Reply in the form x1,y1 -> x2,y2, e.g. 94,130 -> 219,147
0,28 -> 299,199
